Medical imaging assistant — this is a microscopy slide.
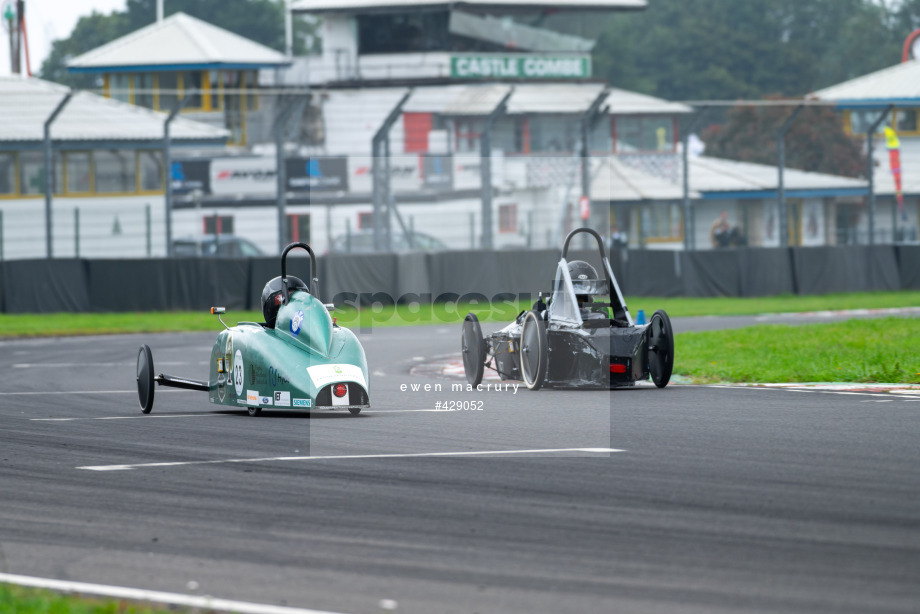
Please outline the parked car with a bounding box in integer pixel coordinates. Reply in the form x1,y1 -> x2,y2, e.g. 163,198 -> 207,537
172,235 -> 266,257
329,230 -> 448,253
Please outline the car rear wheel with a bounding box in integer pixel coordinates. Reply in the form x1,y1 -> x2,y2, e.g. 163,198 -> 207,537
248,407 -> 262,417
520,311 -> 548,391
461,313 -> 485,387
348,407 -> 362,416
648,309 -> 674,388
137,344 -> 155,414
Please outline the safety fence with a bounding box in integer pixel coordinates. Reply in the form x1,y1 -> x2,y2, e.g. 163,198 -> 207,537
1,245 -> 918,314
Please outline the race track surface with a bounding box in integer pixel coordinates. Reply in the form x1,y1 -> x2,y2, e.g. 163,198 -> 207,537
1,318 -> 918,613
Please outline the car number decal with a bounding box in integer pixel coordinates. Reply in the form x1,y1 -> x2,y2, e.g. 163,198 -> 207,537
234,349 -> 245,397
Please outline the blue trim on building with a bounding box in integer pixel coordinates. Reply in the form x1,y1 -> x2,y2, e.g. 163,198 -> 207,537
68,61 -> 290,74
831,99 -> 920,110
701,188 -> 869,200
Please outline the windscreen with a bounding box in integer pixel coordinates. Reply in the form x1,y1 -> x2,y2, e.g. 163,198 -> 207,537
547,259 -> 582,326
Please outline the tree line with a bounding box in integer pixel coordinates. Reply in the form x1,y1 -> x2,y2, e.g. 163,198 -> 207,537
591,0 -> 920,101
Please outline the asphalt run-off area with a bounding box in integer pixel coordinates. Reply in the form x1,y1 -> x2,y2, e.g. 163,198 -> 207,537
1,315 -> 918,614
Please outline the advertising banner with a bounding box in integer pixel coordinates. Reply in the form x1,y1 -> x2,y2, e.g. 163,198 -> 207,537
287,157 -> 349,192
451,54 -> 591,79
210,157 -> 277,196
171,159 -> 211,193
421,154 -> 453,190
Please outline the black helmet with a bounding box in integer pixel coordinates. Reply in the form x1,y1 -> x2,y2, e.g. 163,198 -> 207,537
567,260 -> 602,296
261,275 -> 309,328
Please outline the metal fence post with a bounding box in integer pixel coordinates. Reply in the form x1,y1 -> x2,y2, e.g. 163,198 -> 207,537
346,217 -> 352,252
681,107 -> 706,251
74,207 -> 80,257
372,90 -> 412,252
866,105 -> 893,246
163,90 -> 196,258
44,90 -> 73,259
580,89 -> 610,247
274,96 -> 307,254
777,104 -> 804,248
481,88 -> 513,251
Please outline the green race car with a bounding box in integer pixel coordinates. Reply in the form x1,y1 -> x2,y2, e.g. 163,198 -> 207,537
136,242 -> 370,416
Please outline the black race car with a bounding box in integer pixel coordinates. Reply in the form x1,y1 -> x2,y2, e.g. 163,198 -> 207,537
461,227 -> 674,390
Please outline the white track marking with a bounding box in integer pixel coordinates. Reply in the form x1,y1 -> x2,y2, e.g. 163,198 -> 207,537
780,389 -> 915,399
32,414 -> 228,422
367,408 -> 462,413
12,361 -> 197,368
33,408 -> 467,421
78,448 -> 623,471
712,385 -> 920,400
0,389 -> 186,396
0,572 -> 349,614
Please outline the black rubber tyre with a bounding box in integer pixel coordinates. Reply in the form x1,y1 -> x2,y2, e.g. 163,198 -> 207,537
137,344 -> 155,414
461,313 -> 485,387
648,309 -> 674,388
348,407 -> 362,416
248,406 -> 262,417
520,311 -> 548,391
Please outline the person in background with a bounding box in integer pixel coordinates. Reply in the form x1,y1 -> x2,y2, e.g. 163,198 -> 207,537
711,211 -> 732,248
608,224 -> 628,250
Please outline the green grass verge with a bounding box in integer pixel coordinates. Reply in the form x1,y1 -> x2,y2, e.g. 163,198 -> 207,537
0,292 -> 917,385
0,582 -> 186,614
674,317 -> 920,384
626,291 -> 920,318
0,291 -> 917,337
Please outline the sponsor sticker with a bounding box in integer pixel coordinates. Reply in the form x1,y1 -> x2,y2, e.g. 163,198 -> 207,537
246,389 -> 259,406
274,391 -> 291,406
269,366 -> 289,387
306,364 -> 367,389
260,395 -> 274,406
234,350 -> 245,397
293,398 -> 312,408
291,310 -> 305,335
249,364 -> 267,386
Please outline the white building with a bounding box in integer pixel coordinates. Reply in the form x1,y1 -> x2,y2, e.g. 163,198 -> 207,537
811,59 -> 920,244
0,76 -> 227,260
55,0 -> 894,255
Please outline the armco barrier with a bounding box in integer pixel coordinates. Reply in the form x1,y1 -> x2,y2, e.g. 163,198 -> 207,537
86,259 -> 250,313
0,246 -> 916,314
739,248 -> 795,297
791,246 -> 900,295
2,259 -> 90,313
680,250 -> 742,297
897,245 -> 920,290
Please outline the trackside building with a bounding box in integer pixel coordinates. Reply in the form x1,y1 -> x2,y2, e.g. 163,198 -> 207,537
0,76 -> 228,260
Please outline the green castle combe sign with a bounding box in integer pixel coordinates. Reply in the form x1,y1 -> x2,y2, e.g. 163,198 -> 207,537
451,55 -> 592,80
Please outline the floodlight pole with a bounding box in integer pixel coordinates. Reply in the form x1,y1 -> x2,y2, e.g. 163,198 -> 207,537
866,105 -> 893,246
776,103 -> 804,248
681,107 -> 706,251
163,91 -> 196,258
43,91 -> 73,259
372,89 -> 411,252
481,88 -> 513,250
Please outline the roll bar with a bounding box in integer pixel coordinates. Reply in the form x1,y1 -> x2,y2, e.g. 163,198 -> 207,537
280,242 -> 319,304
561,227 -> 607,261
560,227 -> 632,325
